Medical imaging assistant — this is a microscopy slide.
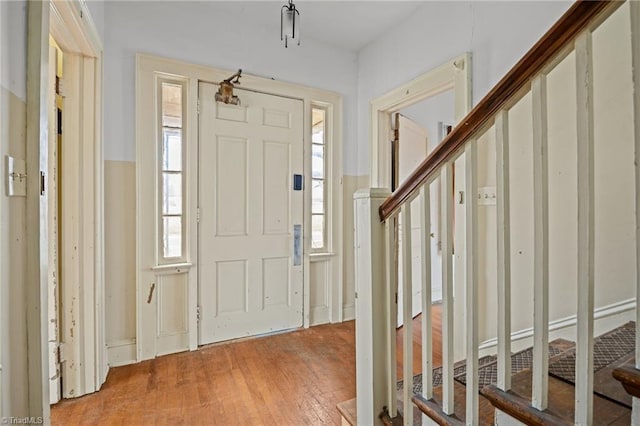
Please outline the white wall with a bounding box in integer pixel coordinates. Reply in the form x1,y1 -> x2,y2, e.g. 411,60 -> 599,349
0,0 -> 29,417
86,0 -> 104,43
103,1 -> 358,170
357,1 -> 572,176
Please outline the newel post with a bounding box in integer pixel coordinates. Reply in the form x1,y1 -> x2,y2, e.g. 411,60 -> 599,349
354,188 -> 392,425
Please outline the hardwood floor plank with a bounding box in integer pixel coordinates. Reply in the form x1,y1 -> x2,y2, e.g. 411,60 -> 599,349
51,310 -> 436,425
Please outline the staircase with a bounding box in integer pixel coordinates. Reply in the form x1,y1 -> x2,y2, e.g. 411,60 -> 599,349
342,326 -> 634,425
346,0 -> 640,424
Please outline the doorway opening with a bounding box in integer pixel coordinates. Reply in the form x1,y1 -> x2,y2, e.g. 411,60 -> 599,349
370,53 -> 471,357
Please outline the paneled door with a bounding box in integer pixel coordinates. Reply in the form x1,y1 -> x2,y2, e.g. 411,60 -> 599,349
198,82 -> 304,344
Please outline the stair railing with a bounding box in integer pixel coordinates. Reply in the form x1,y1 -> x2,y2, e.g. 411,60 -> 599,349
354,0 -> 634,424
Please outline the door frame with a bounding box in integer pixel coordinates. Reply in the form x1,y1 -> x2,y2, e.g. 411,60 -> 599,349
369,53 -> 472,189
135,54 -> 343,361
369,53 -> 472,361
26,0 -> 104,414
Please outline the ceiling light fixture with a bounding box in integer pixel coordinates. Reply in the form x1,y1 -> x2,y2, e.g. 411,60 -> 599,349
281,0 -> 300,48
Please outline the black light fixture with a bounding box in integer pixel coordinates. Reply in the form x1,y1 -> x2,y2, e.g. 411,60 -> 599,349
281,0 -> 300,48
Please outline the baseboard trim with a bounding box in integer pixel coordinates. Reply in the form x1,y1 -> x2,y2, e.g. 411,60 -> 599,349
343,304 -> 355,321
479,298 -> 636,351
107,339 -> 136,367
310,306 -> 330,326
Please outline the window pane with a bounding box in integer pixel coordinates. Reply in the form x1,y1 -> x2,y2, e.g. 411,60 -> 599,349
162,83 -> 182,128
311,144 -> 324,179
312,180 -> 324,214
162,173 -> 182,215
312,109 -> 325,144
311,215 -> 324,249
163,129 -> 182,171
163,216 -> 182,258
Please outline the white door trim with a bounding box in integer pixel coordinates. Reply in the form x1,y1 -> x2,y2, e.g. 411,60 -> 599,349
370,53 -> 472,189
135,54 -> 343,362
26,0 -> 104,414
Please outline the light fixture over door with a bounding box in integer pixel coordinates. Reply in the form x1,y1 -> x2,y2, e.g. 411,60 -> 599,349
281,0 -> 300,47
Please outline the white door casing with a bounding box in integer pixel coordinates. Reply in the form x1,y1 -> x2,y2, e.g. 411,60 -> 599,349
47,41 -> 61,405
198,83 -> 304,344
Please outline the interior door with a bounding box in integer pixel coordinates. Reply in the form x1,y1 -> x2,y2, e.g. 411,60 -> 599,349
395,114 -> 429,326
198,82 -> 304,344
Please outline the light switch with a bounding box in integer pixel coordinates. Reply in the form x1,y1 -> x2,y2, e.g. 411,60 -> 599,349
5,155 -> 27,197
477,186 -> 496,206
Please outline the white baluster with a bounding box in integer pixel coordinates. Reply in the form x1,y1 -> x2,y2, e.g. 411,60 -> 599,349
465,141 -> 479,425
401,204 -> 413,426
630,3 -> 640,423
385,217 -> 399,418
496,110 -> 512,392
420,185 -> 433,401
441,162 -> 455,415
575,30 -> 595,426
532,74 -> 549,411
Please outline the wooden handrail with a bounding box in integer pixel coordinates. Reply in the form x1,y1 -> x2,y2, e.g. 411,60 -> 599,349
379,0 -> 622,221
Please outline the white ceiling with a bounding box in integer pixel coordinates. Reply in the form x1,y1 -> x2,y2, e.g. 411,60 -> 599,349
208,1 -> 427,52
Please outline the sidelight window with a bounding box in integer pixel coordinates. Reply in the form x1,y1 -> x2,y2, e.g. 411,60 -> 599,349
159,80 -> 186,262
311,107 -> 327,251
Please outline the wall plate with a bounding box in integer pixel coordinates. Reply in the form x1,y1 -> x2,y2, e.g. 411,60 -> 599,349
5,155 -> 27,197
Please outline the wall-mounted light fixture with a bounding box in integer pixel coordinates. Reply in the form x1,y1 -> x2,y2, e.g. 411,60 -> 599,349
215,69 -> 242,106
281,0 -> 300,48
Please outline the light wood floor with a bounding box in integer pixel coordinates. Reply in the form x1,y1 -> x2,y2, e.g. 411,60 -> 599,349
51,306 -> 441,425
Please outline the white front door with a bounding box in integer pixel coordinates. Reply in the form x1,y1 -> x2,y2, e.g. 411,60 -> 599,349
198,82 -> 304,345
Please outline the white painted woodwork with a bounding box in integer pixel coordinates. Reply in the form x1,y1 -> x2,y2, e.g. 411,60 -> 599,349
370,53 -> 472,189
310,260 -> 330,325
199,83 -> 304,344
385,217 -> 398,417
136,56 -> 344,361
56,52 -> 104,398
43,0 -> 107,397
397,115 -> 428,325
401,204 -> 413,426
398,115 -> 428,186
353,188 -> 392,426
495,110 -> 512,391
420,185 -> 433,400
25,0 -> 50,418
531,74 -> 549,411
47,42 -> 61,405
630,0 -> 640,373
452,153 -> 467,364
465,141 -> 478,426
441,162 -> 455,415
574,30 -> 595,426
60,52 -> 81,398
